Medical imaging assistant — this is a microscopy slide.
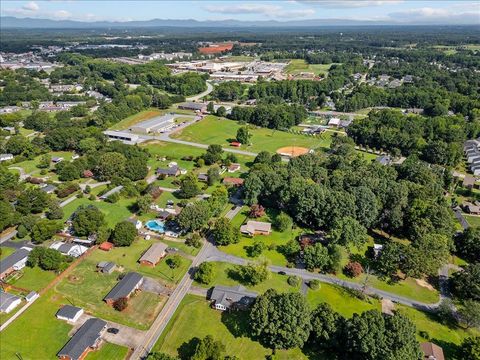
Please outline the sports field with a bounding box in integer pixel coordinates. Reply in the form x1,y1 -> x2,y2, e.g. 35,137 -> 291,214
171,116 -> 332,154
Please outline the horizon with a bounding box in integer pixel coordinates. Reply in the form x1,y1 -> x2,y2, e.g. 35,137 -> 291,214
1,1 -> 479,26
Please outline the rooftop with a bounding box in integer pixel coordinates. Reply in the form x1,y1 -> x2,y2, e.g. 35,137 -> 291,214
56,305 -> 83,320
0,247 -> 32,274
57,318 -> 107,360
104,272 -> 143,302
139,243 -> 168,264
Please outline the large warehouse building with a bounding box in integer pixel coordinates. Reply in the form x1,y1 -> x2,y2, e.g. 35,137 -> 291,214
131,114 -> 176,134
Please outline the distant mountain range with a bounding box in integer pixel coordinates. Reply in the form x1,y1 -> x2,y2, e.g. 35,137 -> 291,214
0,16 -> 422,29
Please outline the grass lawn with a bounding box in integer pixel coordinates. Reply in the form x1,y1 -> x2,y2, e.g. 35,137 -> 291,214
153,294 -> 306,360
285,59 -> 337,76
161,239 -> 201,256
85,342 -> 129,360
219,206 -> 301,266
12,151 -> 75,176
61,196 -> 136,228
87,239 -> 191,284
0,246 -> 15,260
171,116 -> 332,154
55,258 -> 166,330
0,289 -> 72,360
464,214 -> 480,227
6,266 -> 57,292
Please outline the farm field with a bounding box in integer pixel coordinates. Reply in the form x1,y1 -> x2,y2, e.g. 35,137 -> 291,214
171,116 -> 332,154
285,59 -> 338,76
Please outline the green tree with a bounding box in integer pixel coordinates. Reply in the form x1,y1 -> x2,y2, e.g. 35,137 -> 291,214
212,218 -> 239,246
458,300 -> 480,329
112,221 -> 137,247
137,194 -> 153,215
37,154 -> 51,169
303,243 -> 330,272
166,254 -> 182,269
16,188 -> 49,214
27,247 -> 63,271
203,144 -> 224,165
207,102 -> 214,113
460,336 -> 480,360
95,152 -> 127,181
191,335 -> 225,360
310,303 -> 344,350
330,216 -> 368,249
274,212 -> 293,232
234,261 -> 269,286
455,227 -> 480,264
250,289 -> 312,350
216,106 -> 227,118
58,163 -> 81,181
72,205 -> 106,237
31,219 -> 62,243
236,127 -> 251,145
194,262 -> 214,284
207,186 -> 229,216
207,166 -> 221,186
186,233 -> 203,249
452,263 -> 480,301
254,151 -> 271,164
179,172 -> 201,199
177,201 -> 211,232
46,202 -> 64,220
0,200 -> 15,232
375,242 -> 405,280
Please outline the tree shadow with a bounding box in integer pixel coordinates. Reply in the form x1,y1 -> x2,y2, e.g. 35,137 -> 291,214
220,309 -> 251,338
177,337 -> 201,360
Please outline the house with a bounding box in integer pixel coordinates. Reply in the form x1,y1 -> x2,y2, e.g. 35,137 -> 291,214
230,141 -> 241,147
56,305 -> 84,323
83,170 -> 94,178
420,342 -> 445,360
210,285 -> 258,311
373,244 -> 384,258
328,117 -> 341,127
197,173 -> 209,182
97,261 -> 116,274
99,242 -> 114,251
156,166 -> 181,177
178,102 -> 207,112
57,318 -> 107,360
127,218 -> 143,230
0,292 -> 22,313
99,186 -> 123,200
25,291 -> 39,302
139,243 -> 168,267
376,155 -> 392,166
103,272 -> 144,305
463,175 -> 476,189
73,238 -> 95,247
0,153 -> 14,162
463,202 -> 480,215
223,177 -> 244,186
50,242 -> 88,258
240,221 -> 272,236
52,157 -> 64,163
40,184 -> 57,194
0,247 -> 32,279
228,163 -> 241,173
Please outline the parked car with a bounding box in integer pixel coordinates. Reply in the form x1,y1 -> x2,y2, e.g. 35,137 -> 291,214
278,271 -> 287,275
107,328 -> 119,334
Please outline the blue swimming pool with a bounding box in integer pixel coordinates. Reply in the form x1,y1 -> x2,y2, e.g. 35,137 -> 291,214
145,220 -> 165,233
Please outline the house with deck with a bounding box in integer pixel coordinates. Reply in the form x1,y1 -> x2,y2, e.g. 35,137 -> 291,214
210,285 -> 257,311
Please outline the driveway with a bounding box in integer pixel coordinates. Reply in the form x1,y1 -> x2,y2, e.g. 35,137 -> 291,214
141,277 -> 173,296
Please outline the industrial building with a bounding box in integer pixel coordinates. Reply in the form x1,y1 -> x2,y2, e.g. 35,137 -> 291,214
103,130 -> 140,145
131,114 -> 176,134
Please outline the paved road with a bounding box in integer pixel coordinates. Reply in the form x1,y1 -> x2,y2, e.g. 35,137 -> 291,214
186,81 -> 214,102
0,230 -> 18,245
131,241 -> 211,359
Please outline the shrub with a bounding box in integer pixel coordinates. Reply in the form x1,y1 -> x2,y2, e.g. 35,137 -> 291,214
113,297 -> 128,311
249,204 -> 265,218
419,331 -> 430,340
344,261 -> 363,278
287,275 -> 301,287
194,262 -> 214,284
185,233 -> 202,248
274,212 -> 293,232
309,279 -> 321,290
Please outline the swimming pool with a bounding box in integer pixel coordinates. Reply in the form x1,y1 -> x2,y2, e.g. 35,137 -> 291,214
145,219 -> 165,233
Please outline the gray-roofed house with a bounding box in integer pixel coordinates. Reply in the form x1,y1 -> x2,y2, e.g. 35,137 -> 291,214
97,261 -> 116,274
463,175 -> 476,189
156,166 -> 181,177
240,221 -> 272,236
56,305 -> 84,323
0,292 -> 22,313
103,272 -> 144,305
197,173 -> 209,182
139,243 -> 168,267
0,247 -> 32,279
57,318 -> 107,360
40,184 -> 57,194
210,285 -> 258,311
25,291 -> 39,302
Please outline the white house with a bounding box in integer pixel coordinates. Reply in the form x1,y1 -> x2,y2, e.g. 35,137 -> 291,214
50,242 -> 88,258
56,305 -> 84,323
0,153 -> 14,162
127,218 -> 143,230
0,292 -> 22,313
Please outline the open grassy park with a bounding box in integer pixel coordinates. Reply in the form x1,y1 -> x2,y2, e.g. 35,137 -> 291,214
172,116 -> 332,154
285,59 -> 338,76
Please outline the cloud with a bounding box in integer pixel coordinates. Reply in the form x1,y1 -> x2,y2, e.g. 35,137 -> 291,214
388,6 -> 480,24
203,3 -> 316,18
297,0 -> 404,8
22,1 -> 39,12
54,10 -> 71,19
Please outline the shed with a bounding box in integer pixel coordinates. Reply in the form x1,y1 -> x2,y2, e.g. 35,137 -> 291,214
99,242 -> 114,251
463,175 -> 476,189
56,305 -> 84,323
97,261 -> 116,274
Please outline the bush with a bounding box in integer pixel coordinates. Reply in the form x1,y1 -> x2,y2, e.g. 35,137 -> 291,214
344,261 -> 363,278
89,194 -> 96,201
185,233 -> 202,248
16,224 -> 28,238
274,212 -> 293,232
194,262 -> 214,284
419,331 -> 430,340
166,255 -> 182,269
287,275 -> 301,287
249,204 -> 265,218
309,279 -> 321,290
113,297 -> 128,311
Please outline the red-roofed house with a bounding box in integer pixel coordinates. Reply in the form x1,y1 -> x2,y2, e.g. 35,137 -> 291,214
99,242 -> 114,251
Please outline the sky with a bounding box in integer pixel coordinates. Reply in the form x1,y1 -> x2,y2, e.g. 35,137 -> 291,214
1,0 -> 479,24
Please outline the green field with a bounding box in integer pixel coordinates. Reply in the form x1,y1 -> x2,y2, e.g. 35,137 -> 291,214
85,342 -> 129,360
285,59 -> 338,76
464,214 -> 480,227
172,116 -> 332,154
86,239 -> 192,284
55,258 -> 166,330
219,206 -> 301,266
153,294 -> 305,360
61,196 -> 136,228
11,266 -> 57,292
0,246 -> 15,260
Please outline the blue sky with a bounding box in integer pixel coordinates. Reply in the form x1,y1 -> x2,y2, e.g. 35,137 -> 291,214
1,1 -> 479,24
